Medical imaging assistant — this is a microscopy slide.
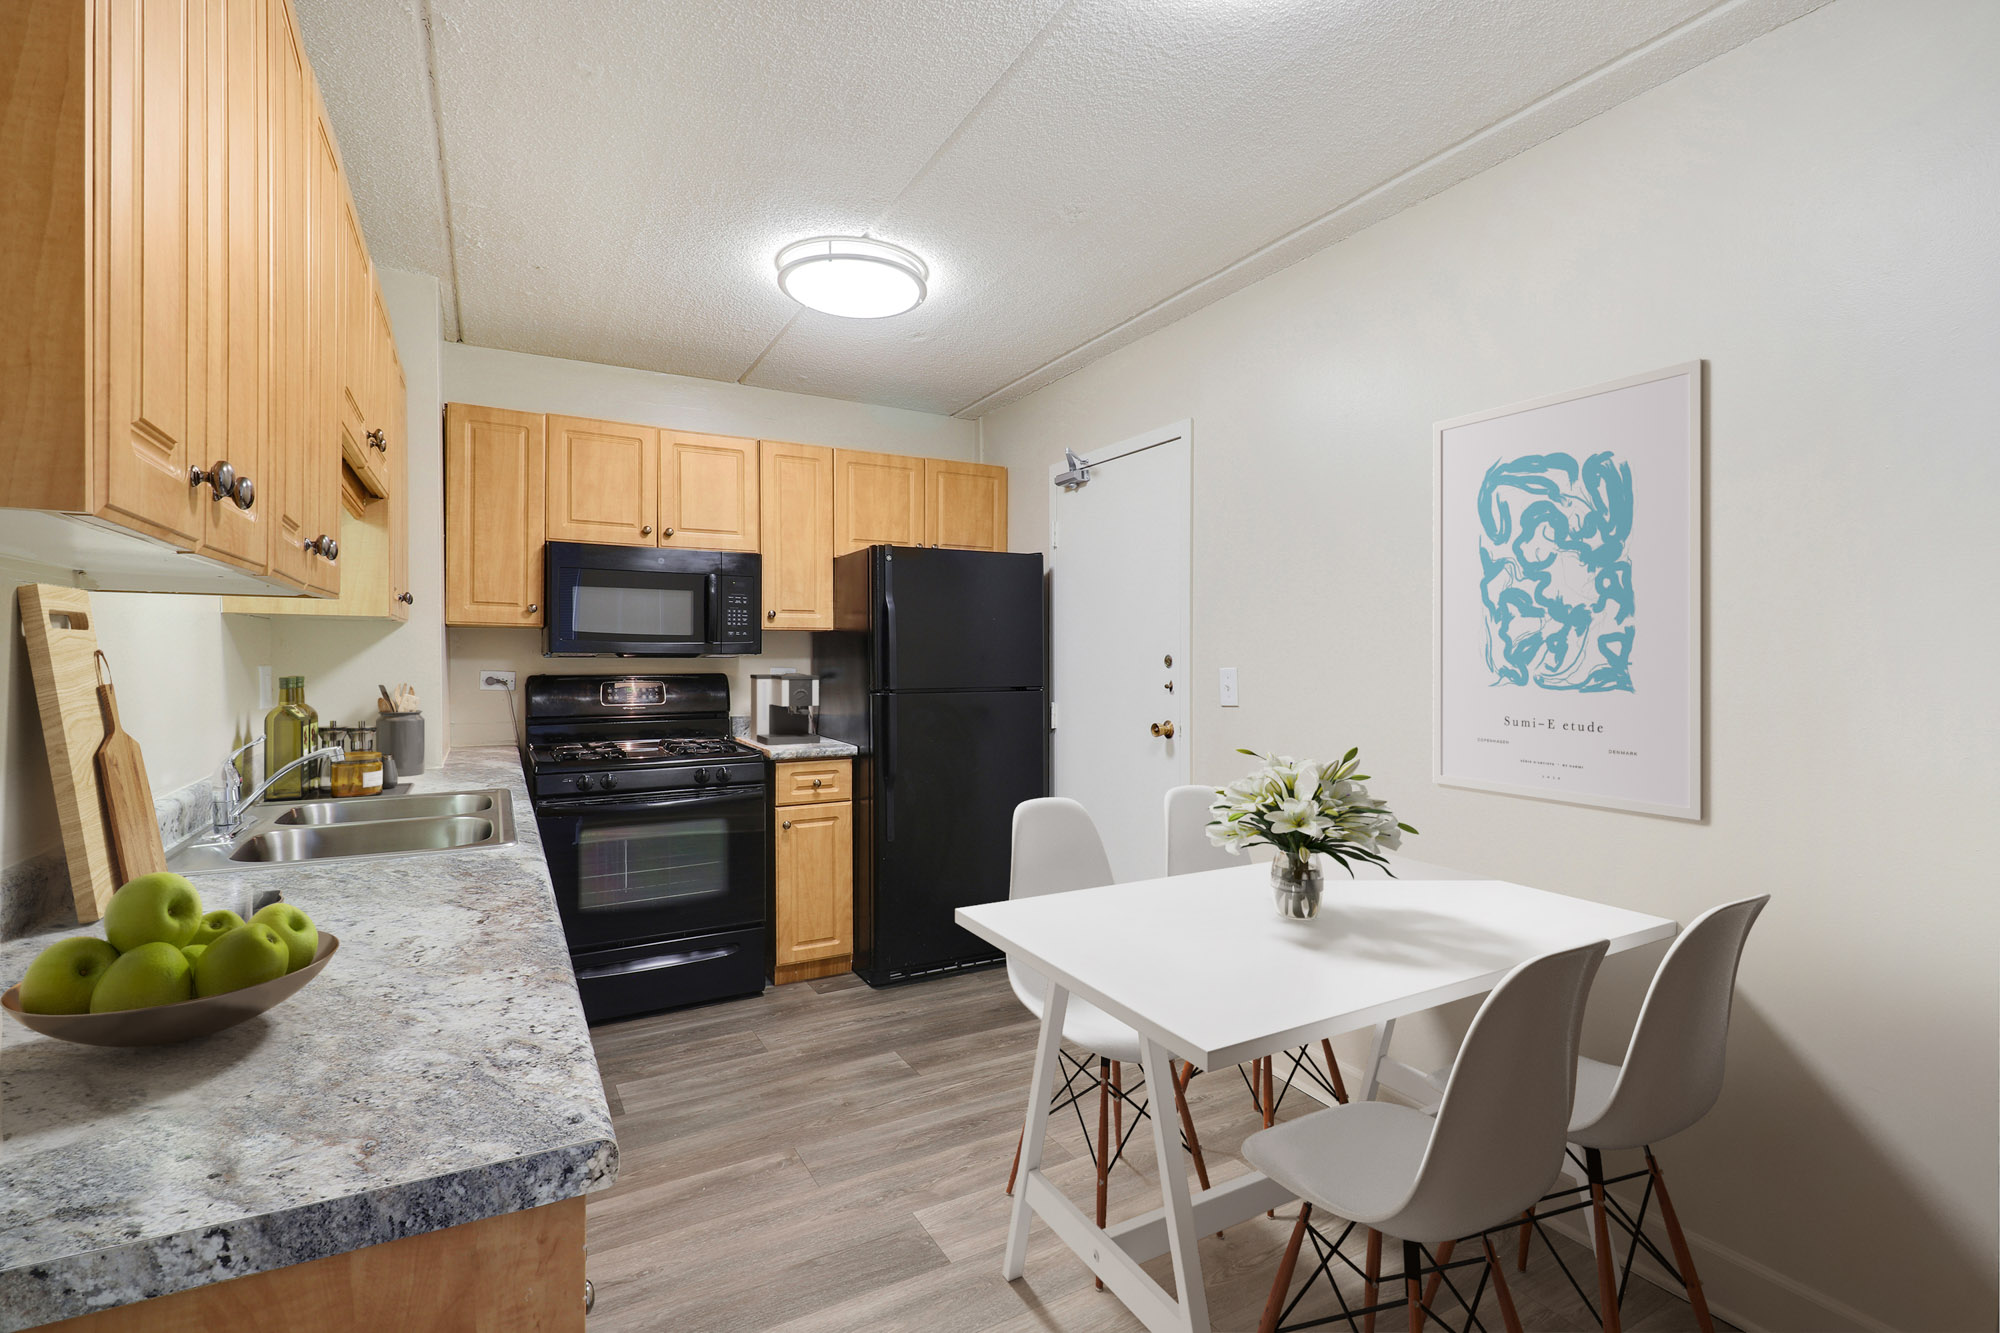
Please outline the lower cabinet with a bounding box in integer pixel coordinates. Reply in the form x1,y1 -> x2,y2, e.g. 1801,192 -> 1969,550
770,760 -> 853,985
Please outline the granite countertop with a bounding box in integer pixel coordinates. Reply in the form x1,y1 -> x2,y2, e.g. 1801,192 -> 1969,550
737,735 -> 859,761
0,748 -> 616,1331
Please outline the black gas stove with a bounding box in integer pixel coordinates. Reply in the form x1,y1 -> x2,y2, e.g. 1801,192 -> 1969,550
524,674 -> 769,1023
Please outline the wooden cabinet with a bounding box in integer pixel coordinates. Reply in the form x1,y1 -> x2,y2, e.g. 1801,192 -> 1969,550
301,104 -> 344,594
832,449 -> 925,556
924,458 -> 1009,551
661,431 -> 759,552
759,441 -> 834,631
262,0 -> 313,590
775,758 -> 851,806
445,404 -> 546,626
546,415 -> 658,545
772,762 -> 853,985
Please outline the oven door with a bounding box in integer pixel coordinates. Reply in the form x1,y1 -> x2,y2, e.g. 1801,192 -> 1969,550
535,785 -> 767,952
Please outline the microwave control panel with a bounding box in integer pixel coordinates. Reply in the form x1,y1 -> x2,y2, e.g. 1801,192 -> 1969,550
719,576 -> 758,645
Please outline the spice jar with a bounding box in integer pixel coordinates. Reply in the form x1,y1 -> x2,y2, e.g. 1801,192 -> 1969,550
330,750 -> 385,797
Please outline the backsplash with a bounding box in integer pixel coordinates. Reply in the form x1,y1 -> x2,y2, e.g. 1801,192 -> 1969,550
0,774 -> 215,941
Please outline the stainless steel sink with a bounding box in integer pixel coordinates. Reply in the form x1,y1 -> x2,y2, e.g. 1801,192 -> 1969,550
274,792 -> 496,824
230,816 -> 499,863
167,788 -> 516,874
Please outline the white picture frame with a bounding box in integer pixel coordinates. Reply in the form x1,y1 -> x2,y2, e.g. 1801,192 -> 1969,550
1433,362 -> 1702,820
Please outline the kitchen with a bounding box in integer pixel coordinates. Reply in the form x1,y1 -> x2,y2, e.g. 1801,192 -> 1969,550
1,3 -> 1995,1333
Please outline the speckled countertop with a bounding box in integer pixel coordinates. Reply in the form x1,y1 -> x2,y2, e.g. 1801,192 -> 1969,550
0,748 -> 616,1331
737,735 -> 859,761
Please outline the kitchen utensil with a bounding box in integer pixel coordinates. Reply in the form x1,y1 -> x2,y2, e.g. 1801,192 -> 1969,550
91,652 -> 167,884
2,934 -> 340,1046
17,585 -> 119,921
377,710 -> 425,776
378,683 -> 394,711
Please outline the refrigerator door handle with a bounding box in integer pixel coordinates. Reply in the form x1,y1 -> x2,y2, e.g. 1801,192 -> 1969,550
882,703 -> 895,841
881,551 -> 898,691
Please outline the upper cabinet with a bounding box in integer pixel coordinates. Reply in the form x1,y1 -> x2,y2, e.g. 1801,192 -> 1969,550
832,450 -> 925,556
445,404 -> 546,627
924,459 -> 1009,552
547,415 -> 658,545
759,441 -> 834,632
1,0 -> 398,597
662,431 -> 759,552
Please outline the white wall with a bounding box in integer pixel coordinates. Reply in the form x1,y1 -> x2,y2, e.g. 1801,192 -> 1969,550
439,343 -> 979,747
978,3 -> 1999,1329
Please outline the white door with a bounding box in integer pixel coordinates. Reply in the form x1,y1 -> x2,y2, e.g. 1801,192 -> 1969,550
1050,423 -> 1192,882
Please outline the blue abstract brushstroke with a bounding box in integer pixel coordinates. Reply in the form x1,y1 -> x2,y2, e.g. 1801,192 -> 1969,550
1475,450 -> 1635,693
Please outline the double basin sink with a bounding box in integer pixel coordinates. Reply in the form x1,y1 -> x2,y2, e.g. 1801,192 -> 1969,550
169,789 -> 517,874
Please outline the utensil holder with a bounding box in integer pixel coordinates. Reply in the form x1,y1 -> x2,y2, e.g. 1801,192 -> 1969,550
377,711 -> 425,776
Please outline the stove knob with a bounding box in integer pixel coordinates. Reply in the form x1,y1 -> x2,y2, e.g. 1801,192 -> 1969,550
572,774 -> 592,791
692,767 -> 710,786
600,774 -> 619,790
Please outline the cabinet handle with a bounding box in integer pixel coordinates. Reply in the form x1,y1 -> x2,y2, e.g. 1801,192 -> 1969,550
811,777 -> 822,788
305,534 -> 339,561
583,1278 -> 595,1314
190,461 -> 254,509
781,820 -> 792,830
664,527 -> 675,538
767,609 -> 777,620
526,603 -> 539,615
365,428 -> 388,454
641,525 -> 652,536
397,591 -> 414,605
229,475 -> 255,510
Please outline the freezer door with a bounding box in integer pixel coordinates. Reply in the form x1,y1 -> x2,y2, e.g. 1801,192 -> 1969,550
869,688 -> 1048,979
876,547 -> 1044,692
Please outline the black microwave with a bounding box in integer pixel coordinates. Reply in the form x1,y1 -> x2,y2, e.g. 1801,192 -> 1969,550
544,541 -> 762,657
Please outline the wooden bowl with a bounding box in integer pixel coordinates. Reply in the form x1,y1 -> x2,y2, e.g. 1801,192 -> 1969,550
2,933 -> 339,1047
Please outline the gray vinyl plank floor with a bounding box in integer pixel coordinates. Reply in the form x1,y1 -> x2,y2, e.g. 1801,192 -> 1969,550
586,968 -> 1728,1333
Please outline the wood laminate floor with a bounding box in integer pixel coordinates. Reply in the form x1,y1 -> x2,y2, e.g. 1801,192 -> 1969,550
586,968 -> 1726,1333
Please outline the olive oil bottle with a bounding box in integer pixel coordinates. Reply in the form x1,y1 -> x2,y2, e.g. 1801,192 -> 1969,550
263,676 -> 319,800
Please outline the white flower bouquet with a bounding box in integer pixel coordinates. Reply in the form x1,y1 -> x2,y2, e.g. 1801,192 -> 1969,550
1208,747 -> 1418,880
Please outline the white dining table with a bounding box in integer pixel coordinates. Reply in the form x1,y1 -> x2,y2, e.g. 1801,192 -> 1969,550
955,862 -> 1678,1333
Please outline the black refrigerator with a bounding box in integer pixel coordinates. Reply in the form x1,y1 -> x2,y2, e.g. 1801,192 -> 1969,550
814,546 -> 1048,987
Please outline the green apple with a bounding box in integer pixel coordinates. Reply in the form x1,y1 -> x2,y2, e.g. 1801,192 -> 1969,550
186,909 -> 244,950
90,941 -> 194,1012
103,872 -> 203,952
18,936 -> 120,1014
180,943 -> 208,967
250,902 -> 318,973
194,923 -> 289,997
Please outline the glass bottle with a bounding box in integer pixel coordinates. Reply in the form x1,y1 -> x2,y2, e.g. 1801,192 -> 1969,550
263,676 -> 318,800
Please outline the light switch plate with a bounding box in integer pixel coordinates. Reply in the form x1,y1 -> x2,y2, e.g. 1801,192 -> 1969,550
481,670 -> 516,692
1219,667 -> 1238,707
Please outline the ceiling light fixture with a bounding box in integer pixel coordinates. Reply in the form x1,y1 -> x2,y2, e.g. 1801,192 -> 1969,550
775,236 -> 928,318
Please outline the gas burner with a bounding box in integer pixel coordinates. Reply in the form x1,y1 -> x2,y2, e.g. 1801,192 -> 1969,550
536,735 -> 754,766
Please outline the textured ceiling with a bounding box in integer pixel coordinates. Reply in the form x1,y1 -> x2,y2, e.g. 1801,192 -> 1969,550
293,0 -> 1827,417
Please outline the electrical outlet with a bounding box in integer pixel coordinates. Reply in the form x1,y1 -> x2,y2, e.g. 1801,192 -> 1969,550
481,670 -> 516,692
1219,667 -> 1238,707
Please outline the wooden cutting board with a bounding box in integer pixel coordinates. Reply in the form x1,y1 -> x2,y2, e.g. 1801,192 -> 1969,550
93,651 -> 166,884
17,584 -> 117,921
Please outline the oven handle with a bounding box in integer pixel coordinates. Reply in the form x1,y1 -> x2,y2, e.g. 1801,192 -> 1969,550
536,786 -> 765,816
573,943 -> 739,980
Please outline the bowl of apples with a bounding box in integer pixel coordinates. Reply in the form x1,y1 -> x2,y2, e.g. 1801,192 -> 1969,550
2,873 -> 337,1047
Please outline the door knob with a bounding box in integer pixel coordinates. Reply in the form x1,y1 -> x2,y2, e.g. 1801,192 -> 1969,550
1151,721 -> 1176,738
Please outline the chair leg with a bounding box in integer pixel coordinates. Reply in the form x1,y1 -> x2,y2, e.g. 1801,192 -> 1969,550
1482,1236 -> 1525,1333
1171,1060 -> 1212,1191
1421,1239 -> 1455,1311
1362,1228 -> 1381,1333
1259,1202 -> 1311,1333
1647,1149 -> 1716,1333
1112,1060 -> 1122,1142
1586,1148 -> 1622,1333
1095,1056 -> 1110,1291
1262,1056 -> 1278,1217
1404,1238 -> 1425,1333
1320,1037 -> 1349,1104
1005,1127 -> 1023,1196
1515,1207 -> 1533,1270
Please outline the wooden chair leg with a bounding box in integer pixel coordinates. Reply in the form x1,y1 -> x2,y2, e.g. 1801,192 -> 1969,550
1515,1207 -> 1533,1270
1320,1037 -> 1349,1103
1111,1060 -> 1122,1142
1420,1239 -> 1455,1311
1482,1236 -> 1525,1333
1170,1060 -> 1212,1191
1647,1149 -> 1716,1333
1362,1228 -> 1381,1333
1586,1149 -> 1622,1333
1005,1127 -> 1023,1196
1404,1238 -> 1426,1333
1259,1203 -> 1311,1333
1095,1057 -> 1110,1291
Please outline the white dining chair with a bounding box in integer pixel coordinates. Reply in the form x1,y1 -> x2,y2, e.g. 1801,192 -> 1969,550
1514,895 -> 1769,1333
1004,797 -> 1214,1283
1164,785 -> 1351,1123
1247,937 -> 1610,1333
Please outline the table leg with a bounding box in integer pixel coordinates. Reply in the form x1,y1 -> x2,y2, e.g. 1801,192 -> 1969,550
1138,1032 -> 1212,1333
1358,1018 -> 1397,1103
1003,983 -> 1070,1281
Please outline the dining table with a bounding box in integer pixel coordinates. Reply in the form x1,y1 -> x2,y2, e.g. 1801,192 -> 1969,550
955,858 -> 1678,1333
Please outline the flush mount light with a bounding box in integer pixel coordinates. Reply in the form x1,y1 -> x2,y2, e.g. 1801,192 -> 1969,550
775,236 -> 928,318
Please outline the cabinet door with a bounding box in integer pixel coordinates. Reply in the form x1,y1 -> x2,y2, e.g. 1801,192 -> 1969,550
546,415 -> 657,545
386,357 -> 409,620
832,450 -> 923,556
99,0 -> 207,547
361,287 -> 396,493
660,431 -> 758,551
446,404 -> 546,626
303,106 -> 342,593
923,459 -> 1008,551
774,800 -> 853,968
335,197 -> 386,496
758,441 -> 833,631
262,0 -> 312,588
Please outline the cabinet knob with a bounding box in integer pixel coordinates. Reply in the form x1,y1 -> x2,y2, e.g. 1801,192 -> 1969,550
397,591 -> 414,605
641,525 -> 652,536
305,534 -> 339,561
229,476 -> 255,510
191,461 -> 252,508
526,603 -> 539,615
781,820 -> 792,830
664,527 -> 675,538
366,428 -> 388,454
811,777 -> 822,788
767,609 -> 776,620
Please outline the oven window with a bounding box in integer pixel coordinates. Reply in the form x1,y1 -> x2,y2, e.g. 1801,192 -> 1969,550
576,817 -> 729,911
571,570 -> 699,641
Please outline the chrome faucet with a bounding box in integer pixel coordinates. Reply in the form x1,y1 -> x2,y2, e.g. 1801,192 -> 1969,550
212,741 -> 344,839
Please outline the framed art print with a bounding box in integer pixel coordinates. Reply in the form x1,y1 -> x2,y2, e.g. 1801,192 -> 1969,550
1433,362 -> 1702,820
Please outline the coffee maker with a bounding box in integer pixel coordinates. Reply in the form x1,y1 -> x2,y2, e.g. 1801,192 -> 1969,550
751,672 -> 820,743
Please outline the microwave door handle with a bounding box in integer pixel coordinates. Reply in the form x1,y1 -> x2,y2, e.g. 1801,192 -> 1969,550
705,572 -> 721,646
